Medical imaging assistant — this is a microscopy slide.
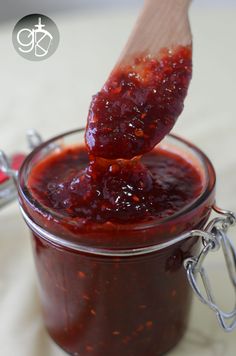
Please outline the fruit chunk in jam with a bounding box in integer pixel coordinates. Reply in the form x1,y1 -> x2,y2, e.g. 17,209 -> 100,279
86,46 -> 192,159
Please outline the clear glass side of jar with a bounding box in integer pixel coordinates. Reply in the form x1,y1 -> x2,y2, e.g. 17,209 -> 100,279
17,128 -> 216,252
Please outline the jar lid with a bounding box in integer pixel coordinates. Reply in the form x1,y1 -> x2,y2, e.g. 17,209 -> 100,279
0,153 -> 25,208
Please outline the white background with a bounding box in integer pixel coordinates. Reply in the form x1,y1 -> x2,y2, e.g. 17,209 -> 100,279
0,0 -> 236,22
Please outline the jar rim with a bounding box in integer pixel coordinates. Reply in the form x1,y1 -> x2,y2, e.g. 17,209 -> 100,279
18,128 -> 216,233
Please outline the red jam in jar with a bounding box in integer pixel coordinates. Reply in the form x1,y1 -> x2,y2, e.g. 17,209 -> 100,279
18,46 -> 215,355
19,131 -> 215,356
28,146 -> 203,224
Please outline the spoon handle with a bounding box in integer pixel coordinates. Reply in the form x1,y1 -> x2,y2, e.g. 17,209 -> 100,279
118,0 -> 192,66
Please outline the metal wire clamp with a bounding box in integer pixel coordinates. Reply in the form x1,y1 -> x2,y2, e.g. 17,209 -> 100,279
184,205 -> 236,332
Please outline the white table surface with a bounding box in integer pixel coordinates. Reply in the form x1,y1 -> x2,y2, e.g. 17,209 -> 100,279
0,4 -> 236,356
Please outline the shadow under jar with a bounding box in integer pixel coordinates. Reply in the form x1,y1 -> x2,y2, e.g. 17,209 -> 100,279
17,129 -> 216,356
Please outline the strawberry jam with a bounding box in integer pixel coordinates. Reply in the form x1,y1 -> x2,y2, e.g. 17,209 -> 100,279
22,45 -> 215,356
28,146 -> 202,225
86,46 -> 192,159
23,133 -> 216,356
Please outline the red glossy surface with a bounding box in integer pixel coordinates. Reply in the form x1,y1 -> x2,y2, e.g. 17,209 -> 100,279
86,46 -> 192,159
28,146 -> 202,224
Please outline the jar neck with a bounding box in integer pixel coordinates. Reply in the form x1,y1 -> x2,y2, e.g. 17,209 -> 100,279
18,130 -> 216,250
21,205 -> 211,256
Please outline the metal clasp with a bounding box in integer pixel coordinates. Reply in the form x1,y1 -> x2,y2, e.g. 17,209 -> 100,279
184,205 -> 236,332
0,130 -> 43,208
0,151 -> 18,182
0,129 -> 43,177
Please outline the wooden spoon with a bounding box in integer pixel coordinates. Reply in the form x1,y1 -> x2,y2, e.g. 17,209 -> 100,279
117,0 -> 192,66
86,0 -> 193,160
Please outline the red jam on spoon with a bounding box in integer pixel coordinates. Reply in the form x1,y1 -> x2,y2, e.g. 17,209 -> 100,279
86,46 -> 192,159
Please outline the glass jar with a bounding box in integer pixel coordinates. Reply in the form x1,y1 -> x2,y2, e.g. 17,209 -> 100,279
1,129 -> 235,356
